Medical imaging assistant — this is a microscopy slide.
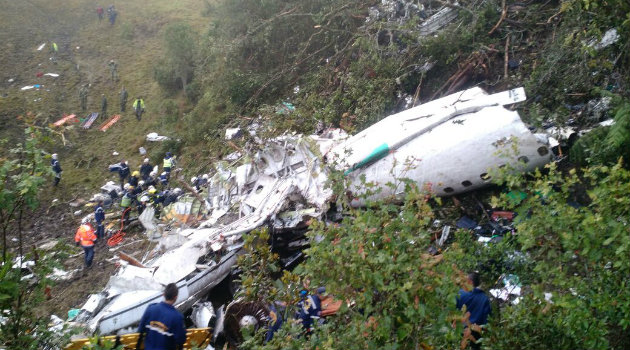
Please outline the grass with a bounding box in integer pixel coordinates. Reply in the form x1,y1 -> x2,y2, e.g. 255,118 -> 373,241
0,0 -> 214,202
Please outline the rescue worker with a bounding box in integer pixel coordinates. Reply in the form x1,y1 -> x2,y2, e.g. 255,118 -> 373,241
51,153 -> 62,186
108,6 -> 117,25
456,272 -> 491,350
162,188 -> 182,206
138,195 -> 150,215
139,158 -> 153,180
191,176 -> 199,192
129,170 -> 140,187
74,219 -> 97,269
199,174 -> 209,188
79,84 -> 88,111
96,6 -> 104,21
136,283 -> 186,350
101,94 -> 108,118
296,290 -> 321,334
94,200 -> 105,240
108,60 -> 118,82
146,186 -> 158,204
120,86 -> 128,112
120,185 -> 133,226
265,302 -> 284,343
162,152 -> 174,174
145,171 -> 158,188
118,160 -> 130,189
133,97 -> 145,121
158,172 -> 169,188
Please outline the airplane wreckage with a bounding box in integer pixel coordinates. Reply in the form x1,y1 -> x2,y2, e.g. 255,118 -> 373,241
72,87 -> 554,336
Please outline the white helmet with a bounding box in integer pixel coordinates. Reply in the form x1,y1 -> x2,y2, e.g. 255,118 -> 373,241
52,153 -> 58,160
173,188 -> 182,195
191,176 -> 198,183
143,158 -> 149,163
140,195 -> 149,203
81,216 -> 90,224
150,171 -> 157,177
202,174 -> 209,180
161,172 -> 167,176
138,180 -> 145,186
123,183 -> 131,190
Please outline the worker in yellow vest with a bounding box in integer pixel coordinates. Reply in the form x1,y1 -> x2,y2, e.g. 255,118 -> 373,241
162,152 -> 175,175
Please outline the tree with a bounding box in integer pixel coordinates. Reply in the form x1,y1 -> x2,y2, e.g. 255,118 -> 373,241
155,23 -> 198,94
0,128 -> 49,263
0,127 -> 70,350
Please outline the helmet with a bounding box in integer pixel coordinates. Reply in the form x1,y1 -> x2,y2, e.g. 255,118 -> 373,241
166,152 -> 172,157
173,188 -> 182,195
123,183 -> 131,190
128,185 -> 134,190
148,186 -> 157,194
132,171 -> 140,177
202,174 -> 209,180
191,177 -> 197,183
143,158 -> 149,163
150,171 -> 157,177
52,153 -> 58,160
138,180 -> 145,186
299,290 -> 308,297
140,195 -> 149,203
161,172 -> 167,176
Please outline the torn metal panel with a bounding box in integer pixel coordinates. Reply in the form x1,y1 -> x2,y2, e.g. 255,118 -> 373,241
418,6 -> 458,37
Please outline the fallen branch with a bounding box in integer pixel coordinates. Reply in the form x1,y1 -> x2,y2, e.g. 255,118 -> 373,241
488,0 -> 507,35
504,36 -> 510,79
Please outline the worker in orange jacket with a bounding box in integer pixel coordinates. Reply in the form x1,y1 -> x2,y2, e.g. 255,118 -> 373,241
75,220 -> 97,268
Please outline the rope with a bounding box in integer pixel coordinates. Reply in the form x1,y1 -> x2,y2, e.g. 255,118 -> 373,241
107,207 -> 130,247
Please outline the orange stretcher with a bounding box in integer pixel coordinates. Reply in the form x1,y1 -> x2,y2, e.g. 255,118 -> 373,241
53,114 -> 78,126
99,114 -> 121,131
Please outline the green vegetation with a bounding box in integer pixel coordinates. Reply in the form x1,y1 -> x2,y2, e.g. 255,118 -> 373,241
235,163 -> 630,349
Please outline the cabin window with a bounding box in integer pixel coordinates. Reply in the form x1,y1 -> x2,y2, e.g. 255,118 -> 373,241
480,173 -> 491,181
537,146 -> 549,156
255,185 -> 264,194
518,156 -> 530,163
461,180 -> 472,187
443,187 -> 454,193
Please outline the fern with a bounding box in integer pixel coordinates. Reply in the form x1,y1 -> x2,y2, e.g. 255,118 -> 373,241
570,101 -> 630,166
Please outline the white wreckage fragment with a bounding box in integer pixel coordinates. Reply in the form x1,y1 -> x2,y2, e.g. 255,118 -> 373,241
327,87 -> 553,206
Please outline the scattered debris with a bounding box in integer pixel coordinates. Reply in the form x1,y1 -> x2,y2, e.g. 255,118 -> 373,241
37,43 -> 46,51
21,84 -> 41,90
490,274 -> 522,305
225,128 -> 242,140
588,28 -> 620,50
44,73 -> 60,77
146,132 -> 170,141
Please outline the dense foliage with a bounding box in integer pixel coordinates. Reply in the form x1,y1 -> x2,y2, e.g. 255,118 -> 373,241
237,162 -> 630,349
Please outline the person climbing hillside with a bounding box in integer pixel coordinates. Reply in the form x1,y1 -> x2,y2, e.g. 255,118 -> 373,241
108,60 -> 119,82
101,94 -> 108,118
120,86 -> 128,112
79,84 -> 88,111
51,153 -> 62,186
133,97 -> 145,121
